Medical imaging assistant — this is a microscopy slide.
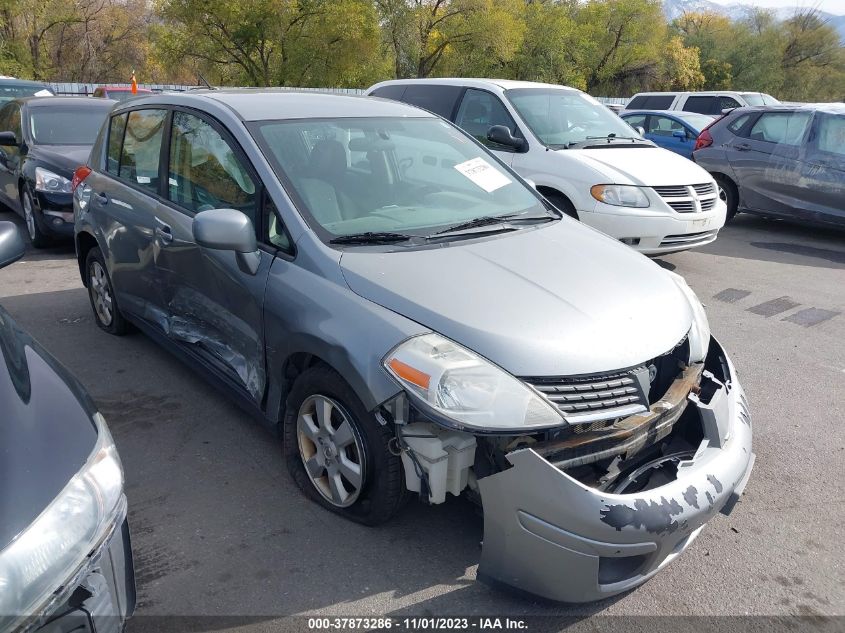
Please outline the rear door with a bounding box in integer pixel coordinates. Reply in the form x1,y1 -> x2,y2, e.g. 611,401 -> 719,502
726,110 -> 812,213
84,108 -> 168,322
151,108 -> 271,403
0,102 -> 22,207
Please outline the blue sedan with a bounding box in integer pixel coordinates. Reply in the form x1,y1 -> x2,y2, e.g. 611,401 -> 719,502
621,110 -> 715,159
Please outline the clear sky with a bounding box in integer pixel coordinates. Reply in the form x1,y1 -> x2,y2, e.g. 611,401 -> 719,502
708,0 -> 845,14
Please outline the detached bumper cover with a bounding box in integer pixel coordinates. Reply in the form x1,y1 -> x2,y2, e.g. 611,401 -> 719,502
477,338 -> 753,602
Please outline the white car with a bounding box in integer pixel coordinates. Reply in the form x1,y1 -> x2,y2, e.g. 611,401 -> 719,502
624,91 -> 780,116
366,79 -> 726,255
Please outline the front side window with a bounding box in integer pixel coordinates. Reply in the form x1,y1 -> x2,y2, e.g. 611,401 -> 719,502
168,111 -> 255,214
119,109 -> 167,193
400,85 -> 463,119
815,113 -> 845,157
648,115 -> 686,137
107,113 -> 127,175
28,107 -> 110,145
250,117 -> 545,239
454,89 -> 521,150
748,111 -> 811,146
720,97 -> 741,111
506,88 -> 638,148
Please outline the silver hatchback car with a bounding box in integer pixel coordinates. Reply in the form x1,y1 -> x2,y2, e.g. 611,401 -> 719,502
73,90 -> 754,603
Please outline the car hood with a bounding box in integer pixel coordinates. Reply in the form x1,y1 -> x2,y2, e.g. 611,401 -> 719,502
340,221 -> 693,377
564,146 -> 713,186
0,306 -> 98,550
30,145 -> 92,176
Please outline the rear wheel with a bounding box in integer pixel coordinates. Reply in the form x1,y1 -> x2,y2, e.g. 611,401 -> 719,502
21,188 -> 50,248
714,175 -> 738,222
85,247 -> 129,335
283,365 -> 405,525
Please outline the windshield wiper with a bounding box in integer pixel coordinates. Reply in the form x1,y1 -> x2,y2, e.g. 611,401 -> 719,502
430,212 -> 553,237
329,231 -> 411,245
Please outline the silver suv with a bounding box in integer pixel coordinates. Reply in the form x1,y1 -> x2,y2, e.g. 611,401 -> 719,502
73,90 -> 754,603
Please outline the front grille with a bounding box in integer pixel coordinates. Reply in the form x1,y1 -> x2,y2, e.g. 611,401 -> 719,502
653,183 -> 719,213
525,370 -> 648,422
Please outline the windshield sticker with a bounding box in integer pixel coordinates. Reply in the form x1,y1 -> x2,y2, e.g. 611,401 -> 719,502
453,157 -> 511,193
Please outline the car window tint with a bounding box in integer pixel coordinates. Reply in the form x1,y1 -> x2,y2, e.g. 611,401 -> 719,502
644,95 -> 674,109
119,109 -> 166,193
626,96 -> 648,109
623,114 -> 646,129
107,113 -> 127,175
400,85 -> 463,119
454,89 -> 520,149
648,115 -> 685,137
816,114 -> 845,156
370,85 -> 407,101
727,113 -> 752,136
720,97 -> 741,111
748,112 -> 811,146
168,111 -> 256,214
683,96 -> 716,114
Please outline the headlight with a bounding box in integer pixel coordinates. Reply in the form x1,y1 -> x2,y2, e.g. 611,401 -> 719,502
590,184 -> 650,208
667,272 -> 710,362
0,413 -> 123,627
383,333 -> 566,432
34,167 -> 72,193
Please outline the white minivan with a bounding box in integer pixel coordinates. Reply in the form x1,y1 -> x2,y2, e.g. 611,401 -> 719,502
624,91 -> 780,115
367,79 -> 726,255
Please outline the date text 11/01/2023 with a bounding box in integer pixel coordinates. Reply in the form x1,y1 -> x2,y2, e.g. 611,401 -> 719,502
307,617 -> 529,630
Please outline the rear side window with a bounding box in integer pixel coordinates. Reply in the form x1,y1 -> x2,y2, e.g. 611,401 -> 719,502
748,111 -> 811,146
370,85 -> 407,101
683,96 -> 717,115
727,113 -> 752,136
400,85 -> 463,119
168,111 -> 256,214
814,114 -> 845,156
626,96 -> 648,109
119,109 -> 167,193
107,113 -> 127,175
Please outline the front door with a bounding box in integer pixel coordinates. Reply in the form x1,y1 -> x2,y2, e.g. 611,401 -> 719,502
152,109 -> 271,403
0,103 -> 23,207
801,112 -> 845,225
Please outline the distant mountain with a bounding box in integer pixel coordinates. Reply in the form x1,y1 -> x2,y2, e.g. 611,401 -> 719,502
662,0 -> 845,42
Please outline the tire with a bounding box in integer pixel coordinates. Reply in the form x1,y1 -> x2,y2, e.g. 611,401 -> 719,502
283,365 -> 405,526
714,175 -> 739,222
21,187 -> 50,248
85,247 -> 129,335
544,192 -> 579,220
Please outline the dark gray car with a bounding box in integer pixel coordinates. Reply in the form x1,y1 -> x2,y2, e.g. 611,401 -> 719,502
692,104 -> 845,227
73,90 -> 753,603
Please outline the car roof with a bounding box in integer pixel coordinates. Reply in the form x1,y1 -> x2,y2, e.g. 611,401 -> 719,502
631,91 -> 766,96
370,78 -> 580,92
729,103 -> 845,114
18,95 -> 116,108
623,109 -> 713,119
0,77 -> 49,88
113,89 -> 439,121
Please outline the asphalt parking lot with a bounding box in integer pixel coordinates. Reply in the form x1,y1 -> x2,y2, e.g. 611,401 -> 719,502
1,210 -> 843,626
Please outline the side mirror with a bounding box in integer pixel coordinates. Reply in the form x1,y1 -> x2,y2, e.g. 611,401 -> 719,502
635,126 -> 646,136
673,130 -> 687,139
192,208 -> 260,275
0,131 -> 18,147
0,221 -> 25,269
487,125 -> 526,151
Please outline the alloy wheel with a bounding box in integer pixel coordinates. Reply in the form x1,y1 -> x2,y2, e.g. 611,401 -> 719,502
22,191 -> 36,241
89,261 -> 114,326
718,184 -> 728,204
296,395 -> 365,507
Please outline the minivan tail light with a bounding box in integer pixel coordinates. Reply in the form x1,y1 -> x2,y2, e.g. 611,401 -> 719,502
71,166 -> 91,193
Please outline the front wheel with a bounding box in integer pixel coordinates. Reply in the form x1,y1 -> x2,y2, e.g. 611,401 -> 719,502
21,188 -> 50,248
283,365 -> 406,525
715,176 -> 738,222
85,247 -> 129,335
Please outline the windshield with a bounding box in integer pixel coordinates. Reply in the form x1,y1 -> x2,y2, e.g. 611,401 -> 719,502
29,107 -> 109,145
506,88 -> 640,148
0,83 -> 53,104
743,93 -> 780,106
250,117 -> 545,240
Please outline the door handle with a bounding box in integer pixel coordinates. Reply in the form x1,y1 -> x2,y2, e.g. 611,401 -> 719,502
735,143 -> 751,152
93,191 -> 109,205
155,223 -> 173,243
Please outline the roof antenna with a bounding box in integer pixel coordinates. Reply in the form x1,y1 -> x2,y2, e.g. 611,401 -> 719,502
197,73 -> 215,90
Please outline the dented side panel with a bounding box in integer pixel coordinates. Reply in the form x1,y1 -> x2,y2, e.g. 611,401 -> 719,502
477,338 -> 754,603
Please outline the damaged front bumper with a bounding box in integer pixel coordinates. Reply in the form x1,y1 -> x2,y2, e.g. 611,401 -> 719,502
476,337 -> 754,602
